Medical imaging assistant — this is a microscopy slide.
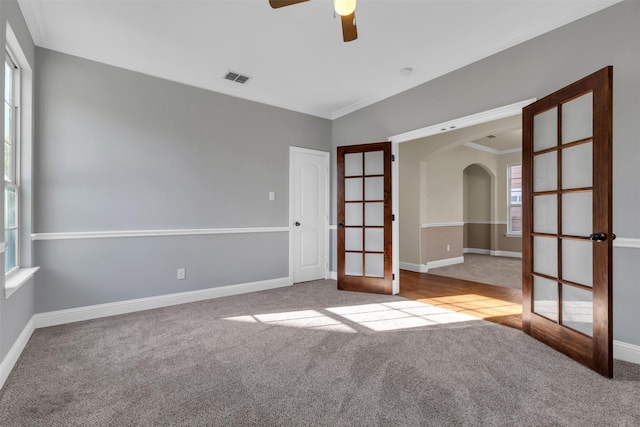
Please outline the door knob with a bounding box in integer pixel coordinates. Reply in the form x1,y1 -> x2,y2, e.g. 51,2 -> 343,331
295,222 -> 301,226
589,232 -> 607,242
338,223 -> 344,228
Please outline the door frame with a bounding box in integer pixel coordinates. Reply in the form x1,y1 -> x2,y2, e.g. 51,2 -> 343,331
387,98 -> 537,294
289,146 -> 330,285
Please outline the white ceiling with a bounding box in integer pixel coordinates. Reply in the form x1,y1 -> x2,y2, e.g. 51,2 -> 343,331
471,128 -> 522,151
18,0 -> 622,119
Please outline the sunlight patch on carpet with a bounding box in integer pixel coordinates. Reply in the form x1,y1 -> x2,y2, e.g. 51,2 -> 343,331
223,300 -> 479,333
326,301 -> 478,332
224,310 -> 357,333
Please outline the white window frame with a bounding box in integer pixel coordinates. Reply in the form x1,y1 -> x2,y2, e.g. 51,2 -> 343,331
4,24 -> 38,298
507,163 -> 522,236
4,49 -> 20,276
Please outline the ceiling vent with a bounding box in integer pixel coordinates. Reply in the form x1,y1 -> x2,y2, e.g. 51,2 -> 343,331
486,134 -> 497,139
224,71 -> 251,84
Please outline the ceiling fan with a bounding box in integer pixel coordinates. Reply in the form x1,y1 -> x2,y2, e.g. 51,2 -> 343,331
269,0 -> 358,42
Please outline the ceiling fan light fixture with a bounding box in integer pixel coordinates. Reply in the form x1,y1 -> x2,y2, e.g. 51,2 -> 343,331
334,0 -> 356,16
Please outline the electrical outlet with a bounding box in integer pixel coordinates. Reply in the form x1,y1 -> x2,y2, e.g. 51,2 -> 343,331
447,244 -> 450,252
177,268 -> 186,280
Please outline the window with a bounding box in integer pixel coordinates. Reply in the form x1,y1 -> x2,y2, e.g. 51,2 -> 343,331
4,51 -> 19,274
508,164 -> 522,234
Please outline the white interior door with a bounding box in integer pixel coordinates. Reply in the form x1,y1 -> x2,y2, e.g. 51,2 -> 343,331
290,147 -> 329,283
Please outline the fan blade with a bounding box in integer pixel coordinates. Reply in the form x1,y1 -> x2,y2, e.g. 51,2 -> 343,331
269,0 -> 309,8
341,12 -> 358,42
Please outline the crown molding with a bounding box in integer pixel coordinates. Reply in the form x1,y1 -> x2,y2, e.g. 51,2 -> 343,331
17,0 -> 46,45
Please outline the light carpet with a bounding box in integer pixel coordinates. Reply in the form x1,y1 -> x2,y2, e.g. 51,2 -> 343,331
0,279 -> 638,426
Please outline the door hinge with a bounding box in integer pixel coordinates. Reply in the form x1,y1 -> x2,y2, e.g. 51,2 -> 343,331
393,274 -> 395,280
391,155 -> 395,161
392,214 -> 395,221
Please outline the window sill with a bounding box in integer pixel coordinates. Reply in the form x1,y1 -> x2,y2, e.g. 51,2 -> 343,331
5,267 -> 39,299
505,233 -> 522,238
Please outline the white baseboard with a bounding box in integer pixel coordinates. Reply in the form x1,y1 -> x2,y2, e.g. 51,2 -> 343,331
426,256 -> 465,270
490,250 -> 522,259
329,271 -> 337,280
0,317 -> 36,390
463,248 -> 522,259
33,277 -> 290,329
464,248 -> 491,255
399,262 -> 429,273
614,340 -> 640,365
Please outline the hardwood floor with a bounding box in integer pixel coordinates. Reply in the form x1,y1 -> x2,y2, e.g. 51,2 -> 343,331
398,270 -> 523,330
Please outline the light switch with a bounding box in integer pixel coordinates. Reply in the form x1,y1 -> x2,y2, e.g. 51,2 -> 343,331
269,191 -> 276,201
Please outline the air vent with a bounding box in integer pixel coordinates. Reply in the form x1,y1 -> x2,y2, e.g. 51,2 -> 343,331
224,71 -> 251,84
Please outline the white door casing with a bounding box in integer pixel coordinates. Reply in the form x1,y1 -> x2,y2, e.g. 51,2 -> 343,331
290,147 -> 329,284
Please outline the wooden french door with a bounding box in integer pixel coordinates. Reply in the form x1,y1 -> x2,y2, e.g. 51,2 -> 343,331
337,142 -> 393,294
522,66 -> 613,377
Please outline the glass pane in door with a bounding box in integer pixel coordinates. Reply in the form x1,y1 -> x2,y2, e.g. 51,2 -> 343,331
345,253 -> 363,276
364,151 -> 384,175
533,236 -> 558,278
365,253 -> 384,278
345,203 -> 362,226
365,203 -> 384,226
562,92 -> 593,144
344,153 -> 363,176
345,228 -> 363,251
364,228 -> 384,252
533,276 -> 558,321
533,107 -> 558,152
364,177 -> 384,200
345,178 -> 362,201
533,195 -> 557,234
562,284 -> 593,337
562,192 -> 592,236
533,152 -> 557,192
562,142 -> 592,189
562,239 -> 593,287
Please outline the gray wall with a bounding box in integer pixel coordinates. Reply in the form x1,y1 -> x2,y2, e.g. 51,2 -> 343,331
34,48 -> 331,313
332,1 -> 640,345
0,0 -> 36,361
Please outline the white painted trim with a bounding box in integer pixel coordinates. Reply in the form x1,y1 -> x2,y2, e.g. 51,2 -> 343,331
614,340 -> 640,365
0,317 -> 35,390
463,248 -> 522,258
330,271 -> 337,280
464,248 -> 491,255
399,262 -> 429,273
505,233 -> 523,238
33,277 -> 290,329
329,225 -> 338,230
426,256 -> 465,270
0,242 -> 5,253
388,98 -> 536,144
31,226 -> 289,241
466,221 -> 508,225
421,222 -> 464,228
392,142 -> 400,294
16,0 -> 46,45
390,99 -> 534,295
463,141 -> 522,156
289,147 -> 330,285
490,250 -> 522,259
613,238 -> 640,249
5,267 -> 39,299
